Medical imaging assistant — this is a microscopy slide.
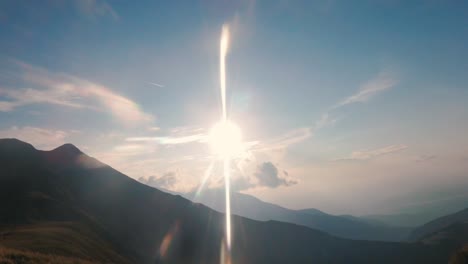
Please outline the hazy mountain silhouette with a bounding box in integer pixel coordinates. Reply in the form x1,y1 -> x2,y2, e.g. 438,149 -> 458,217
185,189 -> 411,241
362,211 -> 460,228
0,138 -> 464,263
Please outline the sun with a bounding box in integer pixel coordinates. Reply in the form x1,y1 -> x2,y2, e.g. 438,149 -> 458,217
209,120 -> 243,159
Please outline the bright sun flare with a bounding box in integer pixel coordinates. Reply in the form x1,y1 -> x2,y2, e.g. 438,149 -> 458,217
209,120 -> 243,158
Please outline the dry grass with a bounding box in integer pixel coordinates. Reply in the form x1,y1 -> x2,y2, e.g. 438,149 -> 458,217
0,246 -> 98,264
0,222 -> 130,264
449,244 -> 468,264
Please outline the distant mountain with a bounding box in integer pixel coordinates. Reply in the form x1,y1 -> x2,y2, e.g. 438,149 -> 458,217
362,211 -> 455,228
409,208 -> 468,241
184,189 -> 411,241
0,138 -> 463,263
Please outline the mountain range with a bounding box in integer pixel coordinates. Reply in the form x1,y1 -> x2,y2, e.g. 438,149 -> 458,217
183,189 -> 411,241
0,138 -> 467,263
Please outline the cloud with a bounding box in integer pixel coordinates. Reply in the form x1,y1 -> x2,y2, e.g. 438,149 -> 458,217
74,0 -> 119,20
415,154 -> 437,163
334,71 -> 398,108
126,126 -> 207,145
254,162 -> 297,188
314,113 -> 337,130
0,62 -> 154,125
139,173 -> 177,190
127,134 -> 206,145
113,143 -> 158,156
139,171 -> 197,193
308,70 -> 397,135
338,144 -> 408,161
0,126 -> 70,149
148,82 -> 165,88
255,127 -> 312,151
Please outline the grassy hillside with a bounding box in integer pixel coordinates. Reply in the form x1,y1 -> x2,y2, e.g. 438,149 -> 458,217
449,244 -> 468,264
0,222 -> 130,263
0,246 -> 96,264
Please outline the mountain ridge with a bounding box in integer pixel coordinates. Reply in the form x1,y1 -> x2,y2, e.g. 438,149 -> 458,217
409,208 -> 468,241
182,188 -> 412,241
0,138 -> 463,263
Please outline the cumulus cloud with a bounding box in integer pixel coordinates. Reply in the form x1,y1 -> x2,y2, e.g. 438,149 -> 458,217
254,162 -> 297,188
139,173 -> 178,190
0,62 -> 154,125
335,71 -> 398,108
338,144 -> 408,161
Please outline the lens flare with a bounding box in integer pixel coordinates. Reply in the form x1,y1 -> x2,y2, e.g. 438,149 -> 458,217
220,25 -> 230,121
224,158 -> 232,249
209,120 -> 243,159
219,24 -> 232,252
195,161 -> 214,198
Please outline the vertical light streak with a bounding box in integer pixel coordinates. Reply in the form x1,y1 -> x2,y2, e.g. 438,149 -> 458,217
224,157 -> 232,249
195,161 -> 215,198
220,24 -> 232,251
220,25 -> 230,121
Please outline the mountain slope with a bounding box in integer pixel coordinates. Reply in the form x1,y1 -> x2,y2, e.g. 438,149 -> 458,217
409,208 -> 468,241
0,138 -> 462,264
186,189 -> 411,241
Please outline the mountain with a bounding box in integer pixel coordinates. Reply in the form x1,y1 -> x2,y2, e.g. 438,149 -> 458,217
417,221 -> 468,264
185,189 -> 411,241
362,211 -> 456,228
409,208 -> 468,241
0,138 -> 462,263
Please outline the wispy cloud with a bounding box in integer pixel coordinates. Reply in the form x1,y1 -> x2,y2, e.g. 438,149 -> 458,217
255,127 -> 312,151
310,70 -> 398,134
314,113 -> 337,130
127,134 -> 206,145
74,0 -> 119,20
148,82 -> 165,88
148,126 -> 161,131
337,144 -> 408,161
126,126 -> 208,145
415,154 -> 437,163
0,62 -> 154,125
334,71 -> 398,108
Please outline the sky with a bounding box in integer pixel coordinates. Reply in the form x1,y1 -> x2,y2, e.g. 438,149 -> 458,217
1,0 -> 467,215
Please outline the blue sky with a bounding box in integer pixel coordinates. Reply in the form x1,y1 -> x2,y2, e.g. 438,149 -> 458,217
1,0 -> 467,215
